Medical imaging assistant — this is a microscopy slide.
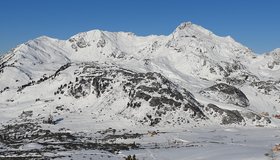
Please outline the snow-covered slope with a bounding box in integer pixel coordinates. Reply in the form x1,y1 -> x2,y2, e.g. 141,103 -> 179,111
1,21 -> 280,159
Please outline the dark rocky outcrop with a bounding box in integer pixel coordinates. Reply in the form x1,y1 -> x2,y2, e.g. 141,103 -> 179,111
241,111 -> 271,124
250,80 -> 280,95
200,83 -> 249,107
204,104 -> 244,125
55,63 -> 207,126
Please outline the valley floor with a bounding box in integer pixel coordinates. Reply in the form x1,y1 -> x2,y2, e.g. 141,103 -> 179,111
1,125 -> 280,160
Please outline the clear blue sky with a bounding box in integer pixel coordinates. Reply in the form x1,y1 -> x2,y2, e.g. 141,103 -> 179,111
0,0 -> 279,54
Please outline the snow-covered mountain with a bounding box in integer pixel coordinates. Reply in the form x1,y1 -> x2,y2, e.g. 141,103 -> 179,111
0,22 -> 280,126
0,22 -> 280,159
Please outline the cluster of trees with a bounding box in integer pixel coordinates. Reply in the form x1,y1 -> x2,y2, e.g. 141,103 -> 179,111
125,155 -> 137,160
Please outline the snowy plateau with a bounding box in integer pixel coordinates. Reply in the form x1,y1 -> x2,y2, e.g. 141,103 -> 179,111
0,22 -> 280,159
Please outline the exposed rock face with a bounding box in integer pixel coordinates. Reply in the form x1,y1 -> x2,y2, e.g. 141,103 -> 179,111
199,83 -> 249,107
241,111 -> 271,125
204,104 -> 244,125
203,104 -> 271,125
250,80 -> 280,95
54,63 -> 207,126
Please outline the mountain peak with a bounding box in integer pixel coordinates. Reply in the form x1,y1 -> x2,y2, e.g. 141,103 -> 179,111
271,48 -> 280,53
266,48 -> 280,58
176,21 -> 193,30
174,22 -> 213,37
36,35 -> 53,40
69,29 -> 104,40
